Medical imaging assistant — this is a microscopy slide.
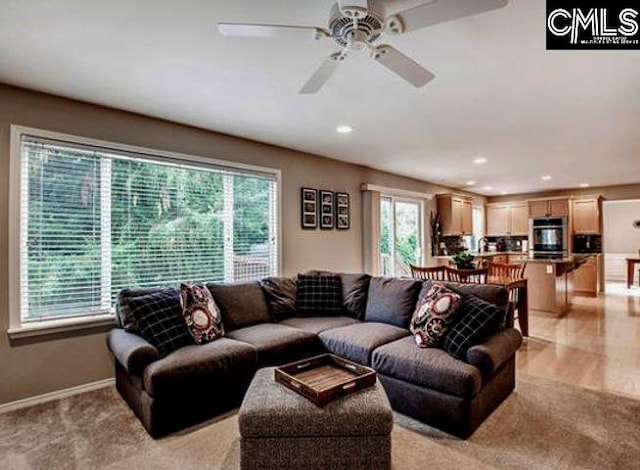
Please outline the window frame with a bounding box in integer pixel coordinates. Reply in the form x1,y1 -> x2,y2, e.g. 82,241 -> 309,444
8,125 -> 282,339
379,194 -> 425,277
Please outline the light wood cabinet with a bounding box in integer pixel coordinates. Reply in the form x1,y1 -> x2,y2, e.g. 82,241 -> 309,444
510,203 -> 529,236
437,194 -> 474,236
573,255 -> 601,297
572,197 -> 601,234
486,202 -> 529,236
486,205 -> 510,236
461,200 -> 473,234
528,198 -> 570,218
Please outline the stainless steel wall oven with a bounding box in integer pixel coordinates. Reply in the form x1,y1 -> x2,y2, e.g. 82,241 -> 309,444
529,217 -> 568,259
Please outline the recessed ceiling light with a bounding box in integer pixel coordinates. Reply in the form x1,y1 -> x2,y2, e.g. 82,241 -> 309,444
541,175 -> 552,181
465,180 -> 476,186
500,191 -> 508,195
579,183 -> 590,188
483,185 -> 493,191
336,125 -> 353,134
473,157 -> 487,164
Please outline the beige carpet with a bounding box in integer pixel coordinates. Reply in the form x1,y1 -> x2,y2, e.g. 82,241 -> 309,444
1,374 -> 638,470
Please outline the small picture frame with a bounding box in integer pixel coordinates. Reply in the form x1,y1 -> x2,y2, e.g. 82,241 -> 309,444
319,190 -> 334,230
301,188 -> 317,229
335,192 -> 350,230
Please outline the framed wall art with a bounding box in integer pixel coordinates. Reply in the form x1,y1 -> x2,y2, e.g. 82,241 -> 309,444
335,192 -> 350,230
319,190 -> 335,230
301,187 -> 318,229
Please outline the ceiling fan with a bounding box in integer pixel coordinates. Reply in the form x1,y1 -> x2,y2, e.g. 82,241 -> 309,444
217,0 -> 508,94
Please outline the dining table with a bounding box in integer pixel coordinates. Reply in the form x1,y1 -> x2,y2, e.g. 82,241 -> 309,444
487,275 -> 529,337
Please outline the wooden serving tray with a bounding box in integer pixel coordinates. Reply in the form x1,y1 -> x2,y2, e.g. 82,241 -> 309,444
274,354 -> 377,406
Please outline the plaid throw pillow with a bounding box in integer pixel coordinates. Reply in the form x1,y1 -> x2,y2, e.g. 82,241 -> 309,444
296,274 -> 343,316
129,288 -> 193,357
180,283 -> 225,344
410,283 -> 462,348
443,295 -> 503,359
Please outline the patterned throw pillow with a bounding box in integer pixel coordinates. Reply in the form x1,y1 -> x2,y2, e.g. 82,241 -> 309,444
179,283 -> 225,344
296,274 -> 343,316
443,295 -> 504,359
129,289 -> 193,357
410,283 -> 462,348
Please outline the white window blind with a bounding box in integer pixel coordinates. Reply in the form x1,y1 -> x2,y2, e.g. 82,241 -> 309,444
20,135 -> 278,323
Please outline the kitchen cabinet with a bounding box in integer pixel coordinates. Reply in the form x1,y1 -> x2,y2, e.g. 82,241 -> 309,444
528,198 -> 570,218
573,255 -> 601,297
486,202 -> 529,236
572,197 -> 601,234
437,194 -> 474,236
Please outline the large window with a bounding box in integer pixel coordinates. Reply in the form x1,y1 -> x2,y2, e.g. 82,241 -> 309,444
380,196 -> 422,276
13,130 -> 279,325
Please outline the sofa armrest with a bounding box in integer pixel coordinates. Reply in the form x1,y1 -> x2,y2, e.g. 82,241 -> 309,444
106,328 -> 159,375
466,328 -> 522,377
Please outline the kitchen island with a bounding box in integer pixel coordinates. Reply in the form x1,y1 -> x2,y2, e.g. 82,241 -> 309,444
525,257 -> 584,316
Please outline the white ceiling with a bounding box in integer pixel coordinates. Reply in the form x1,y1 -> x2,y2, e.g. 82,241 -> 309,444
1,0 -> 639,195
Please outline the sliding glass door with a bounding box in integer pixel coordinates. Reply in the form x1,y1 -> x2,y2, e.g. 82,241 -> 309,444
380,196 -> 422,277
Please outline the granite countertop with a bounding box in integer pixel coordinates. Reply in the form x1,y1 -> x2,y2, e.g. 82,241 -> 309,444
435,251 -> 528,259
526,257 -> 575,264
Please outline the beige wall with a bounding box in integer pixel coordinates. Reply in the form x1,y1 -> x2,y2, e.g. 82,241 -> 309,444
488,183 -> 640,204
0,84 -> 484,404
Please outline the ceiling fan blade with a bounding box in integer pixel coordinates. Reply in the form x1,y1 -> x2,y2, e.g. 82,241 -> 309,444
386,0 -> 508,35
299,53 -> 345,94
217,23 -> 322,39
372,45 -> 435,88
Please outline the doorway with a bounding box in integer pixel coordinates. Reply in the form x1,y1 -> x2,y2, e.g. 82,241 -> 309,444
602,199 -> 640,294
379,196 -> 423,277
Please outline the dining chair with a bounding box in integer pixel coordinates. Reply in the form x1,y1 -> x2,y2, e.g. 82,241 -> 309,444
409,264 -> 447,281
487,261 -> 527,332
445,266 -> 488,284
487,261 -> 527,281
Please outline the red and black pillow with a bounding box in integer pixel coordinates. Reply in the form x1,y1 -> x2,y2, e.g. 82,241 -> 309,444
410,283 -> 462,348
179,283 -> 225,344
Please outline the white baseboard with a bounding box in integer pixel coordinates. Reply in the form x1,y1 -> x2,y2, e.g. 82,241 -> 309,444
0,378 -> 115,414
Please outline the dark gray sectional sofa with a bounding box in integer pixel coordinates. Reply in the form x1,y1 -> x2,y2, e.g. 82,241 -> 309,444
106,273 -> 522,439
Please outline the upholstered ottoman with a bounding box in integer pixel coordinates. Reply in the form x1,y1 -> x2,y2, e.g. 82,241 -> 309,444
238,367 -> 393,470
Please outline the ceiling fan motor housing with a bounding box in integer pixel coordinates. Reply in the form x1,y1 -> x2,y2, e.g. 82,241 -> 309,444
329,2 -> 384,48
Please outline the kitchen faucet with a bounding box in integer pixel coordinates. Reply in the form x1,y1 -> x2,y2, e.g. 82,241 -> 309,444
477,237 -> 489,253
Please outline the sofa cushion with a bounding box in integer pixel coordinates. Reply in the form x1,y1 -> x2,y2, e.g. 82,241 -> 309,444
296,274 -> 343,316
129,289 -> 193,357
259,276 -> 297,321
143,337 -> 256,397
279,316 -> 360,335
372,336 -> 482,399
206,281 -> 271,331
226,323 -> 322,366
364,277 -> 422,328
410,283 -> 462,348
443,295 -> 505,359
179,283 -> 225,344
340,273 -> 371,319
318,322 -> 410,365
116,287 -> 173,332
